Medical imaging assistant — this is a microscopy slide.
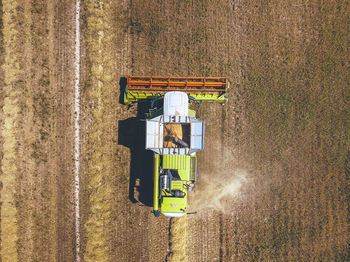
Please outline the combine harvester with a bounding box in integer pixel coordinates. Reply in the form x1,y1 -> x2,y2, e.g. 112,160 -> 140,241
124,76 -> 229,217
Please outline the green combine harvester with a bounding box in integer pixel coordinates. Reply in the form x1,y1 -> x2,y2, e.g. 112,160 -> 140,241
124,75 -> 229,217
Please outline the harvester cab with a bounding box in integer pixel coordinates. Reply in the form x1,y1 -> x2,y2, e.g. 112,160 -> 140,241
123,76 -> 229,217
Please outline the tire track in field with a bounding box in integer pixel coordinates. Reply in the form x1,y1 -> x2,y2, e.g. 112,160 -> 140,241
46,1 -> 59,259
15,1 -> 59,260
21,1 -> 58,260
0,0 -> 25,260
17,1 -> 35,260
55,1 -> 76,260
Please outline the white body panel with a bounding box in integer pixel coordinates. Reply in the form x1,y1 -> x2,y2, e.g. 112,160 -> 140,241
163,212 -> 185,218
145,120 -> 163,150
164,92 -> 188,116
146,91 -> 204,155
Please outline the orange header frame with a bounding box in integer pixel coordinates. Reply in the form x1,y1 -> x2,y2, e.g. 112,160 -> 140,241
127,75 -> 227,93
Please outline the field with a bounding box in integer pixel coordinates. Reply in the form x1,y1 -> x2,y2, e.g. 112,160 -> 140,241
0,0 -> 349,261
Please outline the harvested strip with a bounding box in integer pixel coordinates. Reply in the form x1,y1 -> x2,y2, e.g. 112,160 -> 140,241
17,1 -> 35,260
46,0 -> 59,259
83,1 -> 115,261
1,0 -> 24,260
167,217 -> 188,262
21,1 -> 58,260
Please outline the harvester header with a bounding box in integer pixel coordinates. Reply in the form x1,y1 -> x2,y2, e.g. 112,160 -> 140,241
124,75 -> 229,104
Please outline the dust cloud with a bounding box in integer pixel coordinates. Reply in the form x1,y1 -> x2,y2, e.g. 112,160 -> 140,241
189,169 -> 248,214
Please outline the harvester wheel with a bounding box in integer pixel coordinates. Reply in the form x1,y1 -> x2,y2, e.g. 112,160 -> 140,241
133,178 -> 140,202
153,210 -> 160,217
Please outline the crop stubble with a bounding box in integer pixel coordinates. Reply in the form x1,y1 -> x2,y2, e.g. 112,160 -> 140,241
0,0 -> 76,261
0,0 -> 348,261
128,0 -> 349,261
80,1 -> 117,261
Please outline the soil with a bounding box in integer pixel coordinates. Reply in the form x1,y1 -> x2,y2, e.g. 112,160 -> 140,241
0,0 -> 348,261
0,1 -> 76,261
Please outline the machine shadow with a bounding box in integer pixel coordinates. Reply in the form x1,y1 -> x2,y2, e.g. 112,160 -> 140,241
119,77 -> 127,105
118,101 -> 154,207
